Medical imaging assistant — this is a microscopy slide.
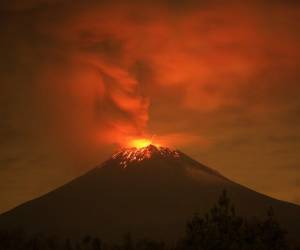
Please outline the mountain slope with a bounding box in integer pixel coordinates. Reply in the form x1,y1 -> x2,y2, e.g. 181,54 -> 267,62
0,145 -> 299,243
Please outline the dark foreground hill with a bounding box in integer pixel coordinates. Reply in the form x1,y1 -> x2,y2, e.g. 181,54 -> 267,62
0,145 -> 299,244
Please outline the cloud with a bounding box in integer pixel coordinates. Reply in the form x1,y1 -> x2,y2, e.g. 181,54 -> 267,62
0,0 -> 299,156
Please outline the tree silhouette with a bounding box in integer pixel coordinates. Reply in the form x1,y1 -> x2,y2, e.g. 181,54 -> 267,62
256,207 -> 289,250
180,190 -> 291,250
181,190 -> 243,250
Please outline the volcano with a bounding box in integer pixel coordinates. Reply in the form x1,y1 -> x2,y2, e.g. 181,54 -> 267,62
0,145 -> 300,243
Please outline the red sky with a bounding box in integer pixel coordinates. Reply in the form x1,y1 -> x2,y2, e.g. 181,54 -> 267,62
0,0 -> 299,212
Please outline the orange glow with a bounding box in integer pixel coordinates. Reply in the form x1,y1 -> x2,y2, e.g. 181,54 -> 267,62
129,139 -> 153,149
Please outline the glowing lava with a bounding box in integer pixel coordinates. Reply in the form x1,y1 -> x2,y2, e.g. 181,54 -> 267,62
128,138 -> 158,149
112,144 -> 180,168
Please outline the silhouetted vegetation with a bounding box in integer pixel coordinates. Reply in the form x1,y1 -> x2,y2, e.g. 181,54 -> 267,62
179,190 -> 294,250
0,191 -> 298,250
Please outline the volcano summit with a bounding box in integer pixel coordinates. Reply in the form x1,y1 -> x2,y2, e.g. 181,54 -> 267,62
0,145 -> 300,243
111,144 -> 181,168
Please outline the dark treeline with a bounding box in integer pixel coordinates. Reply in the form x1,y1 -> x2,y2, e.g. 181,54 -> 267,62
0,191 -> 299,250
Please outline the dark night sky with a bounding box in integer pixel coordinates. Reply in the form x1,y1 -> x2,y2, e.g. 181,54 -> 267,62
0,0 -> 300,212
